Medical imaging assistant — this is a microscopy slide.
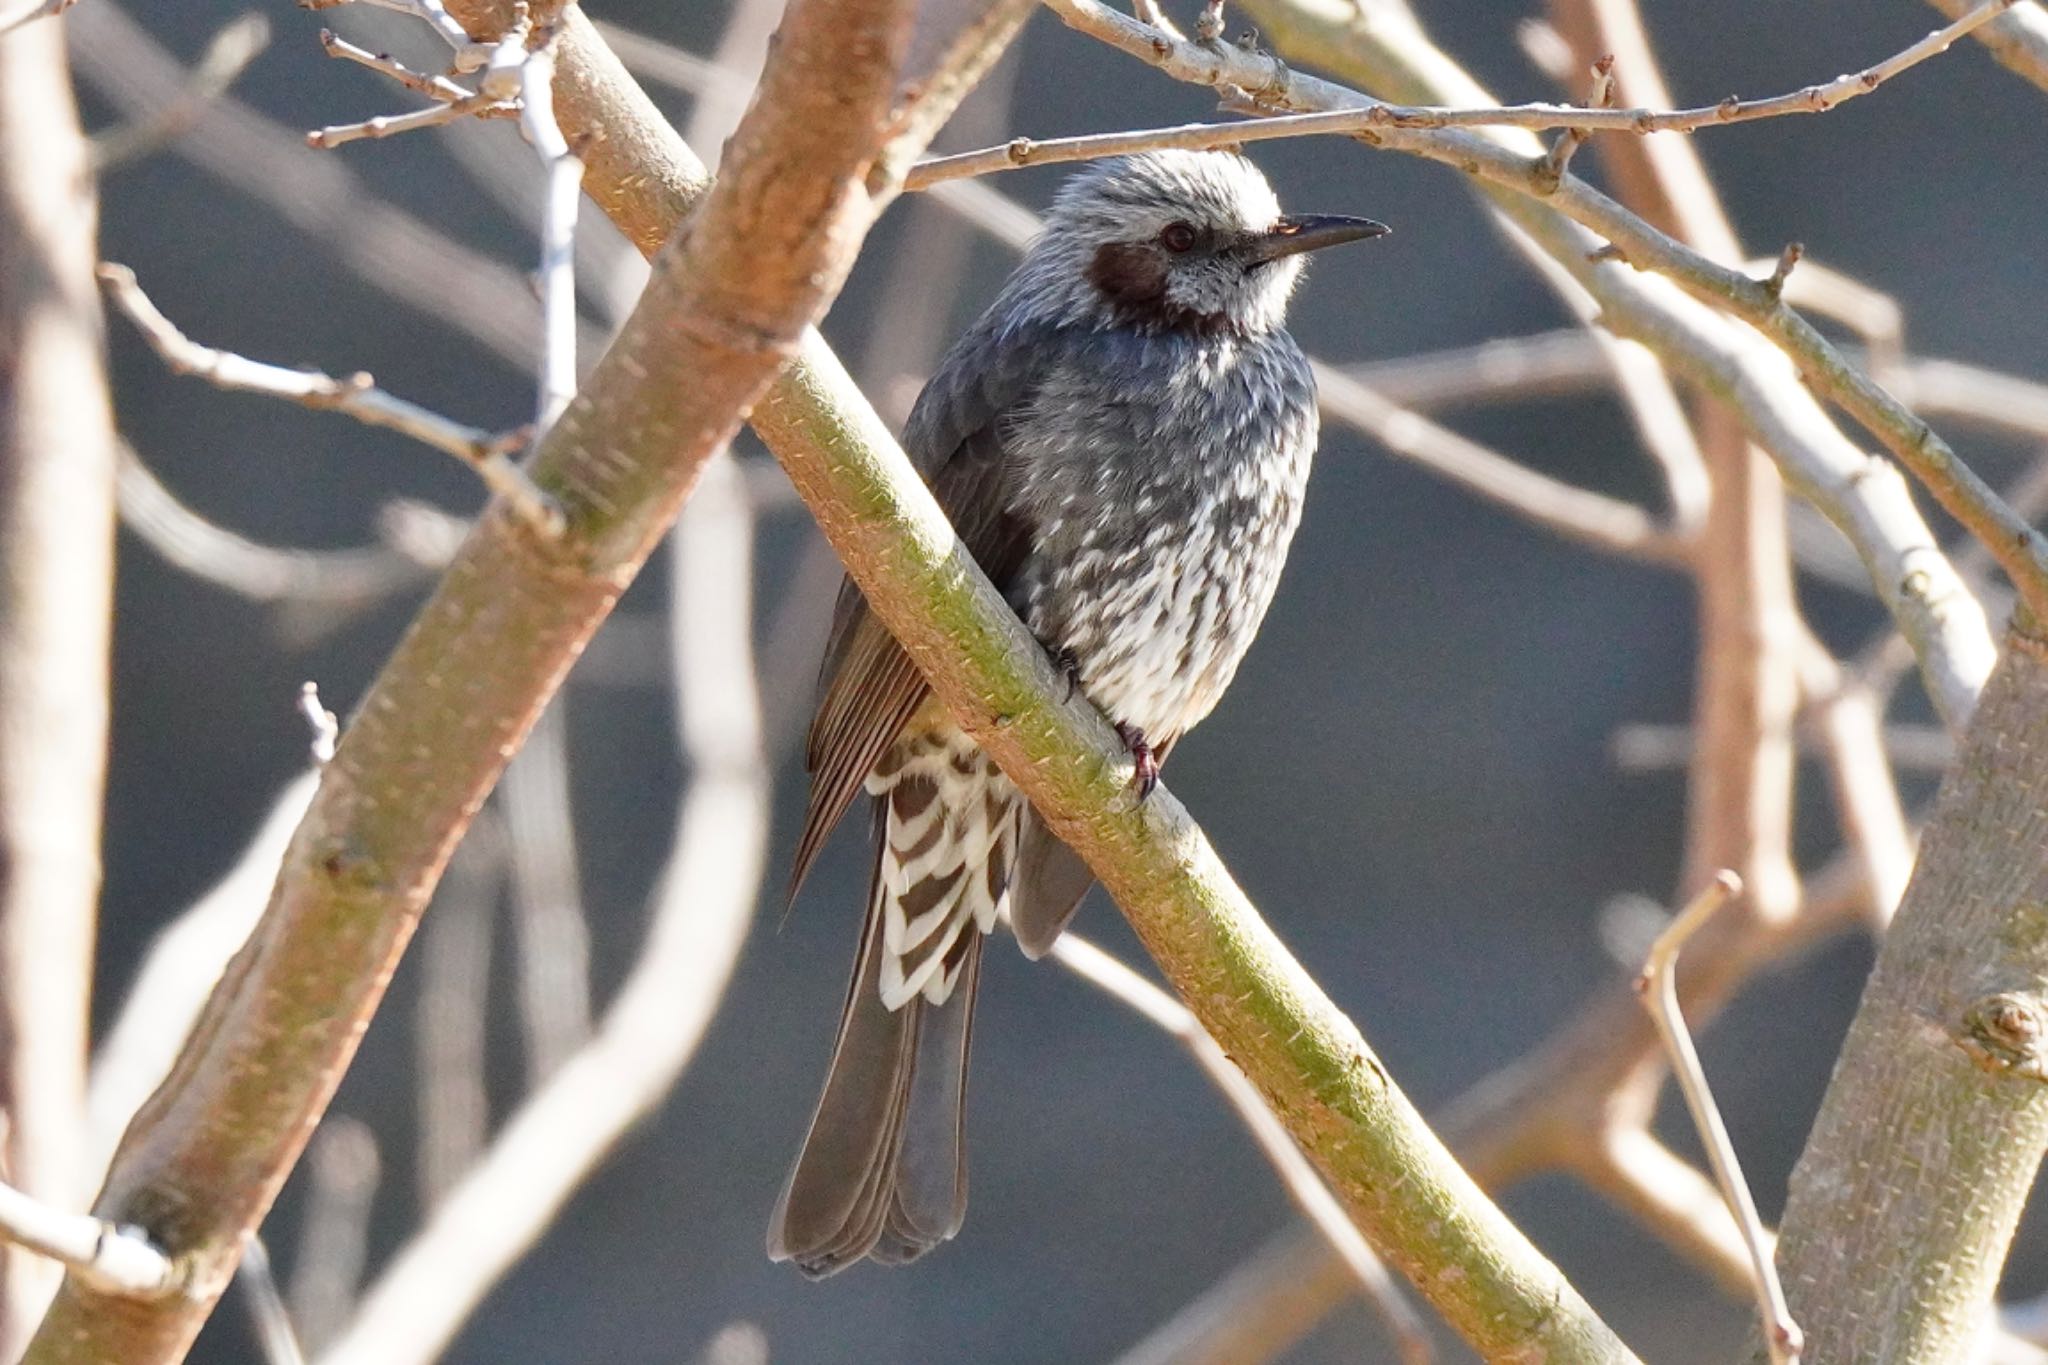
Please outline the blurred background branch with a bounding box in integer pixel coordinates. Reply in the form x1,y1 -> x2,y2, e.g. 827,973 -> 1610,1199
0,15 -> 118,1356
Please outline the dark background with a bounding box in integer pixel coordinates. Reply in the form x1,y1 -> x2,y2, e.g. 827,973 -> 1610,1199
71,0 -> 2048,1359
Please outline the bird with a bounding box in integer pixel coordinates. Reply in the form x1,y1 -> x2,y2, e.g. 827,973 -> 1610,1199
768,150 -> 1386,1276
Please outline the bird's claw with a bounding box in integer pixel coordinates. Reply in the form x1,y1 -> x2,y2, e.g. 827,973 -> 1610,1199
1115,721 -> 1159,800
1051,645 -> 1083,702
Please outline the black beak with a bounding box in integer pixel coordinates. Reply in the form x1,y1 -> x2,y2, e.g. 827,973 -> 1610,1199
1237,214 -> 1391,265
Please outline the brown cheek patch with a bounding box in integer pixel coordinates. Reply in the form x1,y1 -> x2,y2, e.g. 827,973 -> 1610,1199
1087,241 -> 1169,308
1086,240 -> 1239,337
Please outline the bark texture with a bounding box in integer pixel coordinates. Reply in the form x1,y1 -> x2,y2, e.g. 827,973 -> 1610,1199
1770,629 -> 2048,1364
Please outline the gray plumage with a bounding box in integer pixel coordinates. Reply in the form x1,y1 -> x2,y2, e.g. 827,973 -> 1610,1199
770,150 -> 1386,1276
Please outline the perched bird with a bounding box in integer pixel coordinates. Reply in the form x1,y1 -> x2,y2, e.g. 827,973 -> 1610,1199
769,150 -> 1386,1275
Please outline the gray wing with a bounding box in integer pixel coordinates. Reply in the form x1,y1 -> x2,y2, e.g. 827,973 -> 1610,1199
791,319 -> 1063,898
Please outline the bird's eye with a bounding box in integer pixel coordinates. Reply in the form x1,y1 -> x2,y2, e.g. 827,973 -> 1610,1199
1159,221 -> 1198,253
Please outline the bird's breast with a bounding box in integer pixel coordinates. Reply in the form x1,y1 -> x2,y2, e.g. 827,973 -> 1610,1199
1009,328 -> 1317,740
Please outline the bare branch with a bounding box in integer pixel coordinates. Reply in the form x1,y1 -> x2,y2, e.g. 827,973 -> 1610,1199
915,1 -> 2015,186
1636,872 -> 1803,1364
298,684 -> 340,767
306,91 -> 515,148
0,1182 -> 175,1300
98,262 -> 562,535
237,1239 -> 307,1365
332,0 -> 490,70
516,33 -> 582,438
1535,53 -> 1614,189
318,28 -> 471,102
68,2 -> 573,375
1045,0 -> 2000,725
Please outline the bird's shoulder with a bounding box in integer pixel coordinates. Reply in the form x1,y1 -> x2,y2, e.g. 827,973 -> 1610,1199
898,313 -> 1089,474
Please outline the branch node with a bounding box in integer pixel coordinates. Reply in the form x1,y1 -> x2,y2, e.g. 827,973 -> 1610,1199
299,682 -> 340,766
1638,871 -> 1804,1365
1957,990 -> 2048,1081
1762,242 -> 1805,302
1535,55 -> 1614,191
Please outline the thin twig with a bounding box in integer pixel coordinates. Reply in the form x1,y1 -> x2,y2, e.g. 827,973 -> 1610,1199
1760,242 -> 1805,302
69,2 -> 569,375
1611,719 -> 1953,776
515,33 -> 582,438
238,1239 -> 308,1365
98,262 -> 563,535
1536,53 -> 1613,189
1635,871 -> 1803,1365
1047,933 -> 1434,1365
306,91 -> 516,149
298,683 -> 339,766
339,0 -> 491,71
0,1182 -> 176,1300
1044,0 -> 2000,726
912,0 -> 2017,187
317,29 -> 471,102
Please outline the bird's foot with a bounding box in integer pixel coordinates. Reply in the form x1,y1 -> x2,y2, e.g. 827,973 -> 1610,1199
1115,721 -> 1159,800
1051,645 -> 1083,702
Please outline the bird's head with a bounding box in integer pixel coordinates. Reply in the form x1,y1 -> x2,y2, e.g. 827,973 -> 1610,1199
1031,150 -> 1387,338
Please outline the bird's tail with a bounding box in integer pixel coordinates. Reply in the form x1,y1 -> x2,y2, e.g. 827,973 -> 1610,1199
769,736 -> 1017,1275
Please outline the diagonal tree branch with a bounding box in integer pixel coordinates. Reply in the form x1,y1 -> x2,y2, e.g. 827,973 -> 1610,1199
21,0 -> 919,1358
429,10 -> 1639,1361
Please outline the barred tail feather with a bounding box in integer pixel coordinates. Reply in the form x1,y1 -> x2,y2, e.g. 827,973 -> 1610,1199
770,738 -> 1016,1275
871,740 -> 1019,1009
